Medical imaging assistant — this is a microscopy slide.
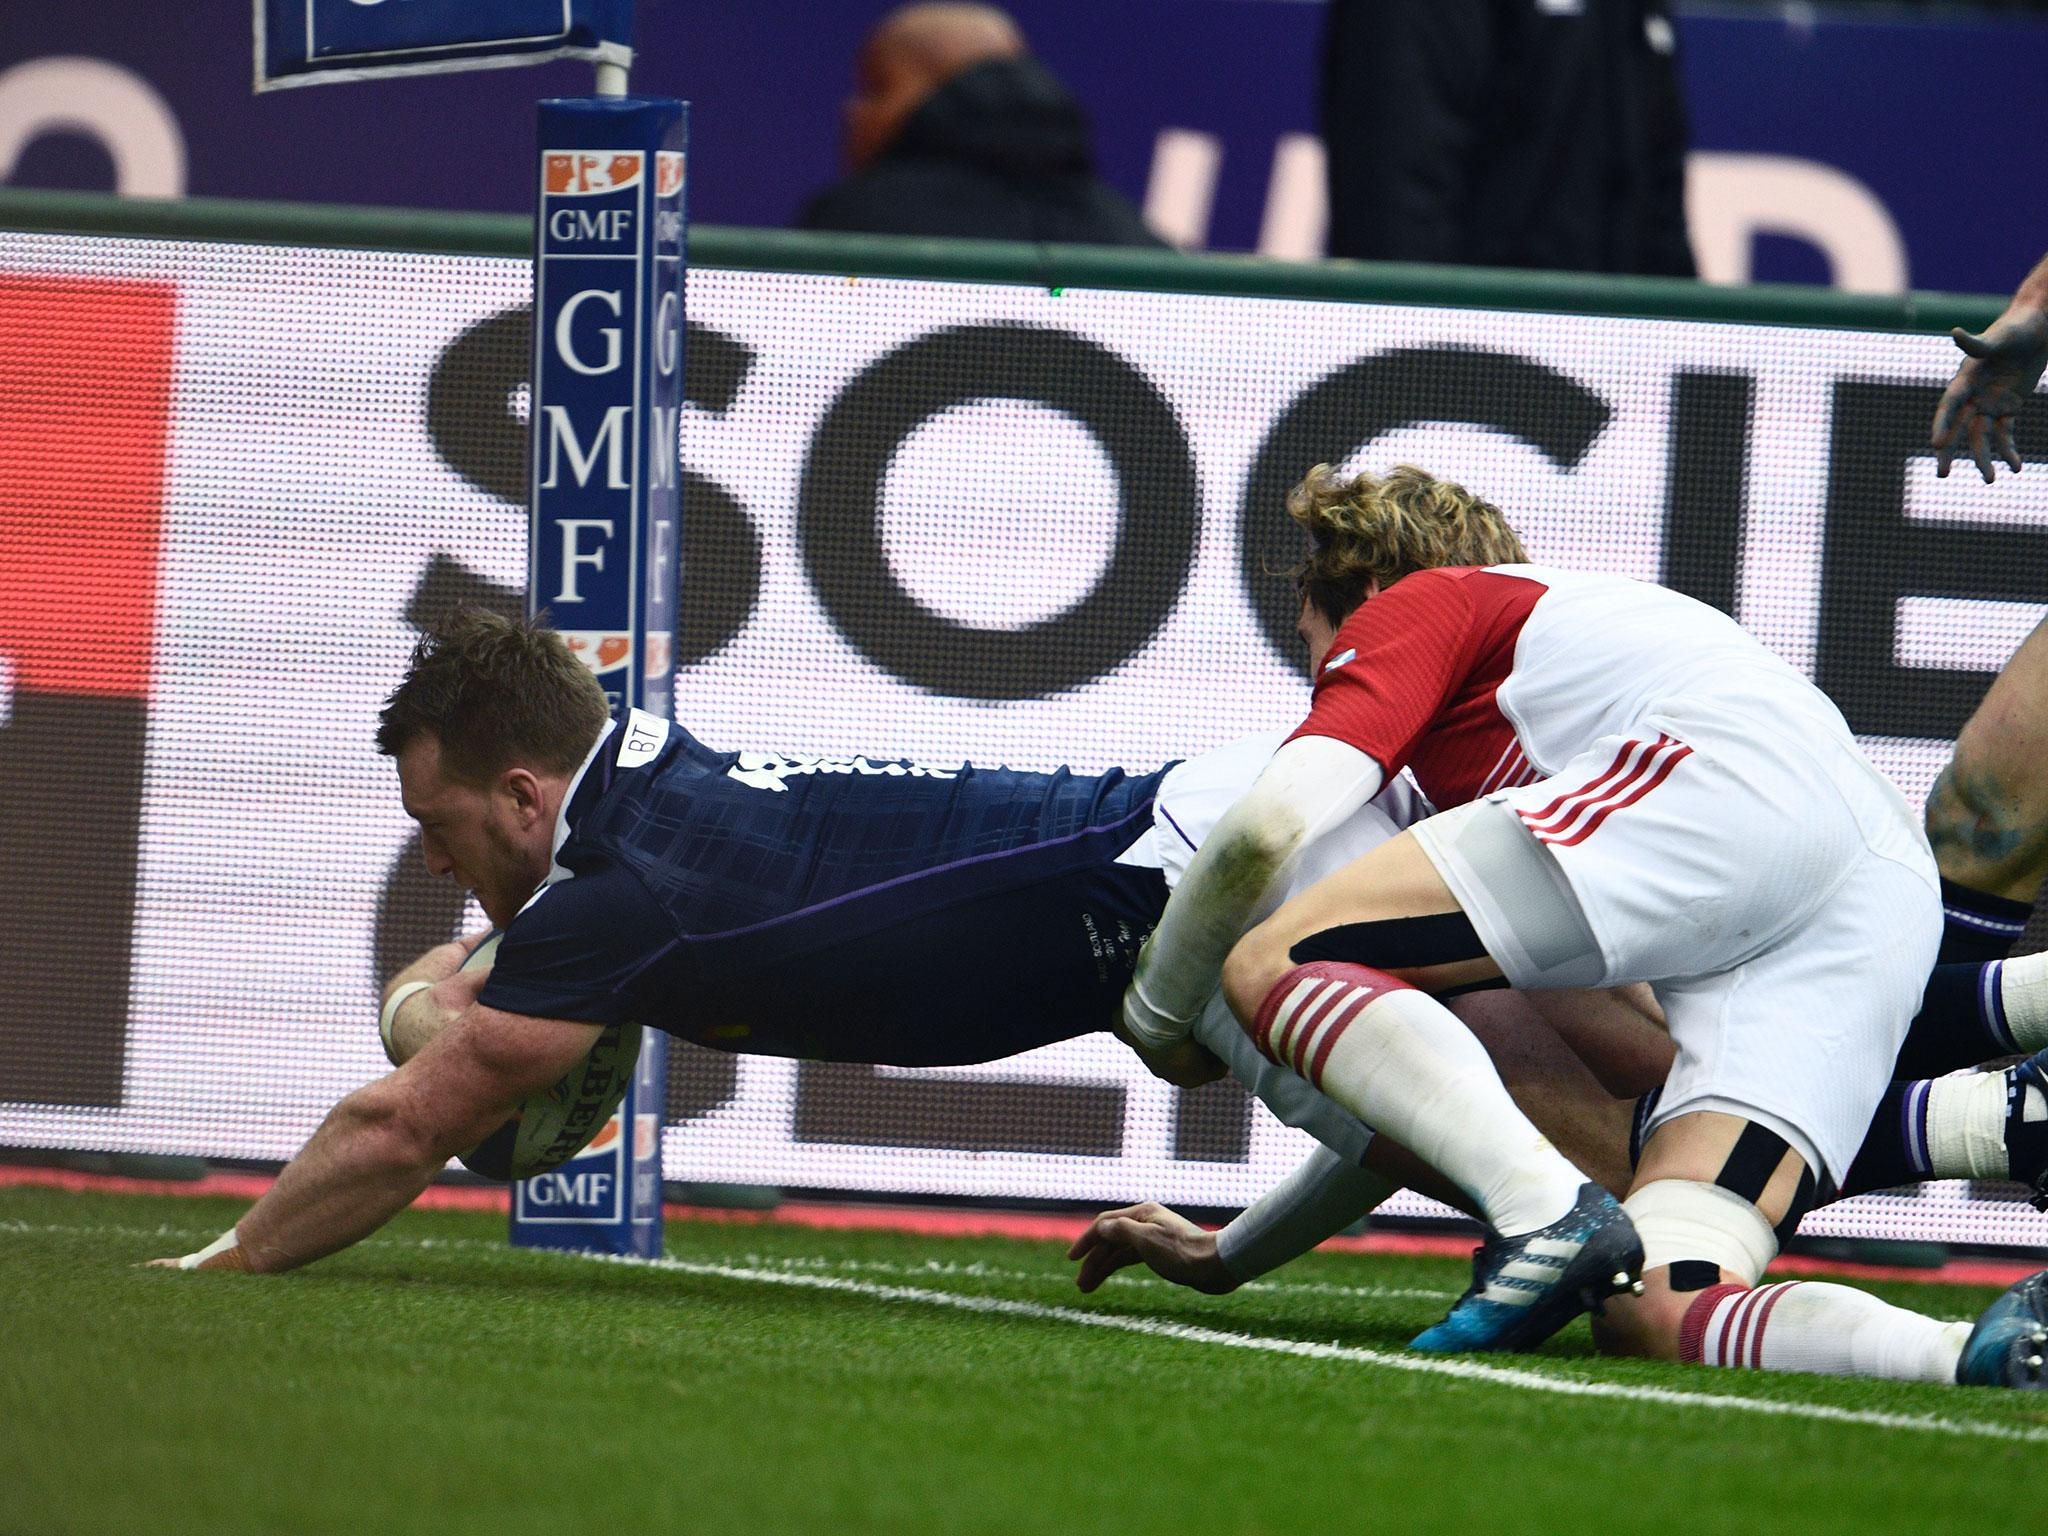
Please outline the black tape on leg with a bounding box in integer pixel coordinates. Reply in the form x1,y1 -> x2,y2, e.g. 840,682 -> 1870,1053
1628,1087 -> 1663,1170
1435,976 -> 1510,999
1668,1260 -> 1722,1293
1772,1166 -> 1821,1248
1288,911 -> 1489,971
1714,1122 -> 1791,1206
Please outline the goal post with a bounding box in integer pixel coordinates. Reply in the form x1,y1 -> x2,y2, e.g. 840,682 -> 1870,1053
513,93 -> 688,1258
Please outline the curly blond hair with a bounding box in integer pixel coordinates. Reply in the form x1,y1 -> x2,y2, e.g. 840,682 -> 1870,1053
1285,463 -> 1528,624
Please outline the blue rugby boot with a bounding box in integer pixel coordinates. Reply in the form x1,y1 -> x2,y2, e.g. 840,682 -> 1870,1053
1410,1183 -> 1644,1354
1956,1270 -> 2048,1388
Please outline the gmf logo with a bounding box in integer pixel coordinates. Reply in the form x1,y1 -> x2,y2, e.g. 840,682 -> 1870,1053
545,151 -> 644,195
562,631 -> 632,674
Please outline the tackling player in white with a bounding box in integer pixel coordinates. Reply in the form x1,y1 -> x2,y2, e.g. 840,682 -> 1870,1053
1118,462 -> 2048,1388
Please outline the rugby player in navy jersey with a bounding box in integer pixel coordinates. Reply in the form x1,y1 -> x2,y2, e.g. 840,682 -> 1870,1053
151,607 -> 1442,1274
154,605 -> 2048,1297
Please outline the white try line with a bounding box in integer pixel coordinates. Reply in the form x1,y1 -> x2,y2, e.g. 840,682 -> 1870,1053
35,1218 -> 2033,1442
566,1250 -> 2048,1446
724,1251 -> 1459,1304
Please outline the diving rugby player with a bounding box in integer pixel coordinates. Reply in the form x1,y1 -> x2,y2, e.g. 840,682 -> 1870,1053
159,610 -> 2048,1358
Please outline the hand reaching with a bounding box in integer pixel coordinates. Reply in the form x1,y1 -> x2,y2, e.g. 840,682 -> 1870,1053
1932,308 -> 2048,483
1068,1201 -> 1237,1294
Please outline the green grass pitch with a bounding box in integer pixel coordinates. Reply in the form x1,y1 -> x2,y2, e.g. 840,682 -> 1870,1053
4,1186 -> 2044,1536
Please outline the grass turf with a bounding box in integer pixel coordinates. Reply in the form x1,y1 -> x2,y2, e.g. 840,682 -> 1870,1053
3,1186 -> 2043,1536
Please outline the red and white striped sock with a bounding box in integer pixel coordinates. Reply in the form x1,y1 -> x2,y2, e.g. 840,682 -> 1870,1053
1252,961 -> 1583,1237
1680,1281 -> 1969,1382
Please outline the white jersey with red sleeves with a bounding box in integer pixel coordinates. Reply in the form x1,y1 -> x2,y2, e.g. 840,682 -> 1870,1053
1286,563 -> 1941,1183
1290,563 -> 1860,813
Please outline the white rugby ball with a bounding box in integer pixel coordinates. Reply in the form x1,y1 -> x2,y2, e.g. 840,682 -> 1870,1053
454,932 -> 644,1182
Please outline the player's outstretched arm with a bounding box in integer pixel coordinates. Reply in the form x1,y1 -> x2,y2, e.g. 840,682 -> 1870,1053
153,1004 -> 600,1274
1923,612 -> 2048,903
1933,251 -> 2048,482
1072,1144 -> 1398,1294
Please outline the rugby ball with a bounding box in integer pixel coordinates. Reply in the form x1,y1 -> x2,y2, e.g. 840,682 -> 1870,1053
454,932 -> 644,1182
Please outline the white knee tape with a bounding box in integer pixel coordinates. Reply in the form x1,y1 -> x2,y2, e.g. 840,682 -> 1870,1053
1622,1179 -> 1778,1286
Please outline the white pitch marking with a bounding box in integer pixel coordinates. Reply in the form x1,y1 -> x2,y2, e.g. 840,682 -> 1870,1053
723,1252 -> 1460,1304
2,1218 -> 210,1240
39,1220 -> 2009,1432
561,1251 -> 2048,1445
44,1220 -> 1450,1303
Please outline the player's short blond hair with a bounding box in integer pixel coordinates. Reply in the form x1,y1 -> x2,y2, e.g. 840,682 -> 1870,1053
1285,463 -> 1529,625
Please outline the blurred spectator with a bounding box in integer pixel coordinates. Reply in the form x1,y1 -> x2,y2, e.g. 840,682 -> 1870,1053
1321,0 -> 1695,277
799,3 -> 1163,247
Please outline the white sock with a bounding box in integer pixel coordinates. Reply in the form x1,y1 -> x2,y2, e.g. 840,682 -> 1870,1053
1686,1281 -> 1969,1382
1924,1068 -> 2045,1180
1263,967 -> 1583,1237
1997,951 -> 2048,1053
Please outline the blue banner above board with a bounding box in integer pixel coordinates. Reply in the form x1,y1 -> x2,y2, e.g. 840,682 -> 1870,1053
254,0 -> 633,91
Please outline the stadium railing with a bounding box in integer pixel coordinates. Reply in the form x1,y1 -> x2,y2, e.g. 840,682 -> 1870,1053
0,186 -> 2008,329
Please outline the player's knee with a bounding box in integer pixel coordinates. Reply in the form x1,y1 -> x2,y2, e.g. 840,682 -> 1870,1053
1221,923 -> 1292,1030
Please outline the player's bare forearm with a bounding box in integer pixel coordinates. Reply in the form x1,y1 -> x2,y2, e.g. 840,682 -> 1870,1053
224,1081 -> 450,1272
1925,760 -> 2048,902
1124,805 -> 1301,1049
1925,616 -> 2048,900
154,1001 -> 596,1275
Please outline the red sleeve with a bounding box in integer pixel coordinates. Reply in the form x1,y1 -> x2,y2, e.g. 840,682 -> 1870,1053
1288,568 -> 1482,777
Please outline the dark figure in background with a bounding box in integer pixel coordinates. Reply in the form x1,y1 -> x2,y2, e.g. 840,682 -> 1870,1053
1321,0 -> 1695,277
799,3 -> 1163,248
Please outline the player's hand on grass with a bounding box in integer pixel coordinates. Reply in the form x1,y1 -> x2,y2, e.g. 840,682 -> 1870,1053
143,1251 -> 249,1271
145,1230 -> 254,1271
1069,1202 -> 1236,1295
1933,308 -> 2048,482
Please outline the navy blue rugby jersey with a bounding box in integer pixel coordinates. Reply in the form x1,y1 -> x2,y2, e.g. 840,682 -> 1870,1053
478,713 -> 1173,1065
